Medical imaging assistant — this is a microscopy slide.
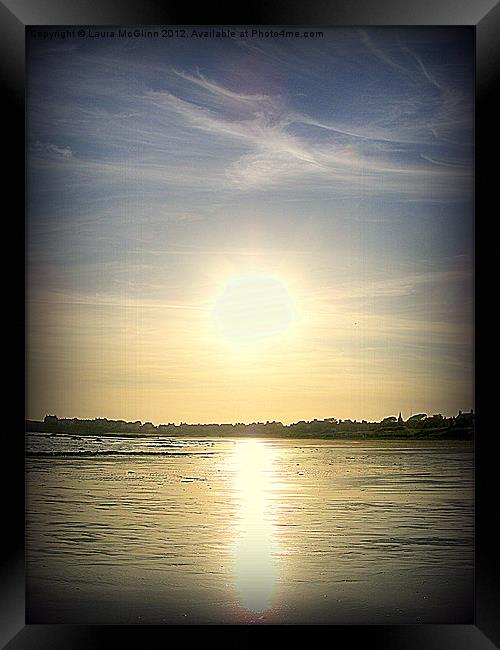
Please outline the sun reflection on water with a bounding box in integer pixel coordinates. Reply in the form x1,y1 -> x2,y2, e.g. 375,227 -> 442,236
232,439 -> 280,614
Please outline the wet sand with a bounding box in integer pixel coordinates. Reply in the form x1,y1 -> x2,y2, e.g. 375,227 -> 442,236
26,438 -> 474,624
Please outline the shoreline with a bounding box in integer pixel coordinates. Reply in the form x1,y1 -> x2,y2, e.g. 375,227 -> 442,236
26,428 -> 474,441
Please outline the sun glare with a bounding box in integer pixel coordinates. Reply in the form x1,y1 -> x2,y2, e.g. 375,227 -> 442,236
212,273 -> 296,345
232,439 -> 280,613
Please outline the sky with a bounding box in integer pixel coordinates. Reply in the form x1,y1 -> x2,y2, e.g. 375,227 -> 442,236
26,27 -> 474,424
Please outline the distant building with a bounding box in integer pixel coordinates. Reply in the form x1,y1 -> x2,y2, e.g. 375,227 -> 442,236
456,409 -> 474,427
397,412 -> 403,424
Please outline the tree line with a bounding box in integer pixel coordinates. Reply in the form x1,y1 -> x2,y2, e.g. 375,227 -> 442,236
25,410 -> 474,439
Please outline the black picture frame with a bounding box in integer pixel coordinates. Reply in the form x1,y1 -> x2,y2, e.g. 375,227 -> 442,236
2,0 -> 498,647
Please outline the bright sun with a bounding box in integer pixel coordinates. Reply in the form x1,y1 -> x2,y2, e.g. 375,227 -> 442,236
212,273 -> 296,344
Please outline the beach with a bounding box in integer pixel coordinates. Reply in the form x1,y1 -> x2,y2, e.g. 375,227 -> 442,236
26,435 -> 474,624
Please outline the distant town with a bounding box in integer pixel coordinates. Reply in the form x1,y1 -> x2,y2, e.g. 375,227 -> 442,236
26,410 -> 475,440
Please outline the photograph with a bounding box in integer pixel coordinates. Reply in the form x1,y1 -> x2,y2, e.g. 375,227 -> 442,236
24,25 -> 475,626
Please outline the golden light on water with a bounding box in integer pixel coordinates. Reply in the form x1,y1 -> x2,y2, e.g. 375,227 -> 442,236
232,439 -> 280,614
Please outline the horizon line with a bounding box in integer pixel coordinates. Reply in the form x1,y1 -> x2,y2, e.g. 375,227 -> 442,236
27,409 -> 475,428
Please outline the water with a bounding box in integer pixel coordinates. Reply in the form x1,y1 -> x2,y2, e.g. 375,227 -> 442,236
26,434 -> 474,624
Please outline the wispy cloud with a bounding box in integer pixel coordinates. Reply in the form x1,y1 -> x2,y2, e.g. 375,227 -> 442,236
31,140 -> 73,158
26,30 -> 474,422
28,34 -> 472,201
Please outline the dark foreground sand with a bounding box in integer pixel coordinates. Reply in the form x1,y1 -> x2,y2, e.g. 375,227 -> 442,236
26,438 -> 474,624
